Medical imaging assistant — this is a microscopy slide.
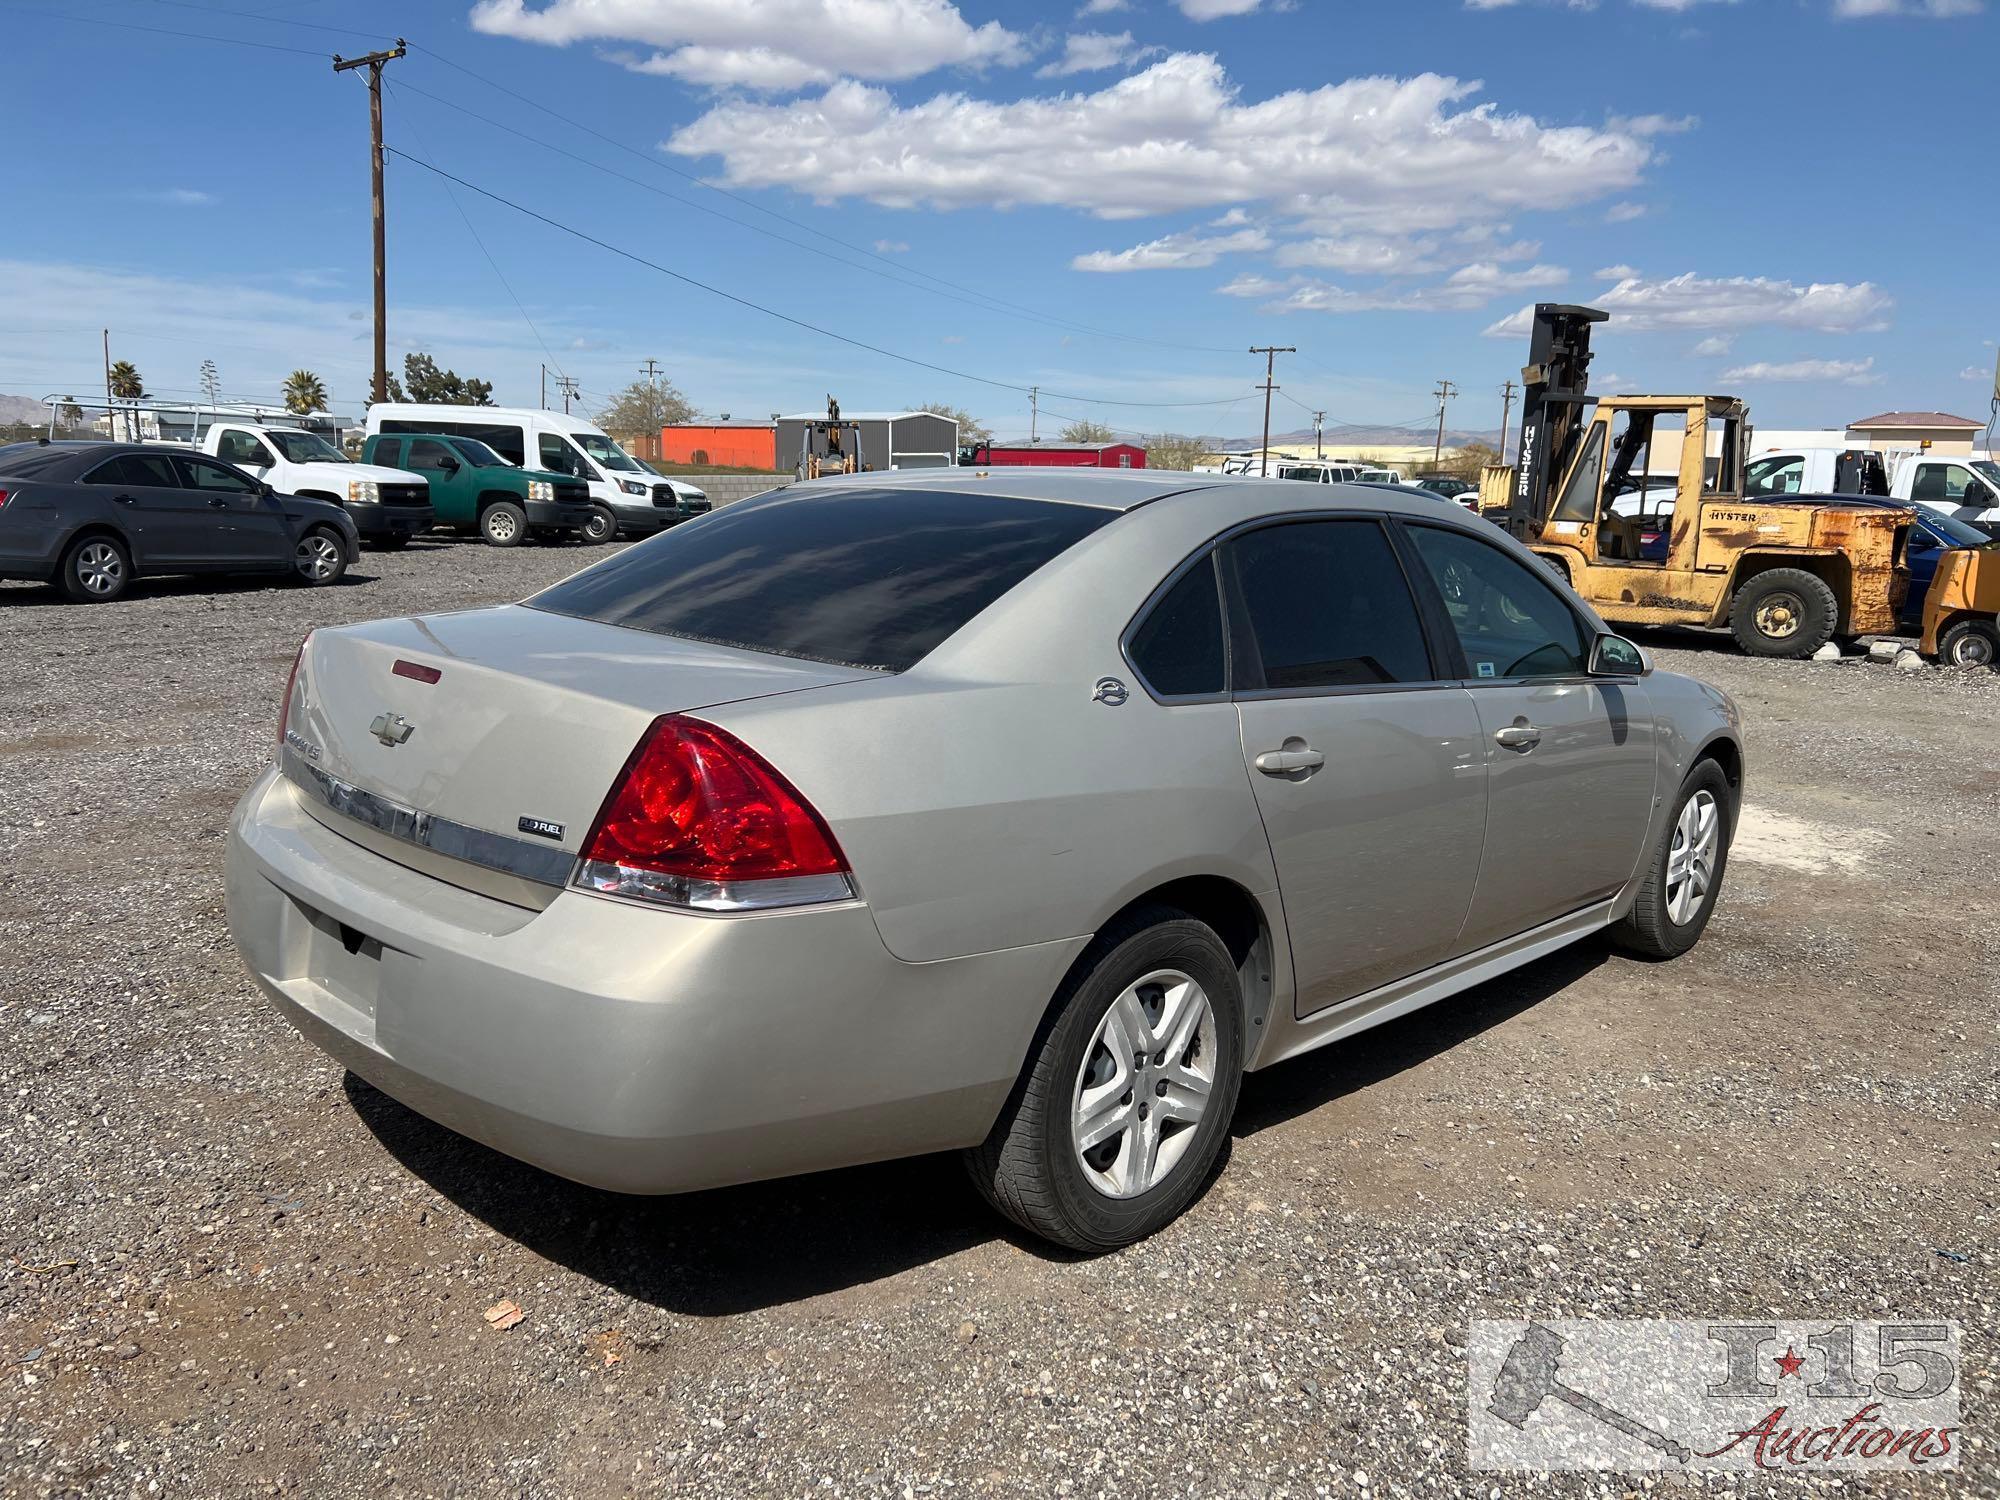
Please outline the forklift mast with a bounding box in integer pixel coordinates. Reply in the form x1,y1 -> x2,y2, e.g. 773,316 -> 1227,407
1505,303 -> 1608,540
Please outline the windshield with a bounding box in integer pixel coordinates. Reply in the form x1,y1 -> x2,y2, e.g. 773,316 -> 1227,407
446,438 -> 509,468
574,431 -> 643,472
265,430 -> 347,463
1920,511 -> 1995,547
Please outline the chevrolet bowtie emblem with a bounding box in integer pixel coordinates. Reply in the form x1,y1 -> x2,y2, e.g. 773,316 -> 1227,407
369,711 -> 415,747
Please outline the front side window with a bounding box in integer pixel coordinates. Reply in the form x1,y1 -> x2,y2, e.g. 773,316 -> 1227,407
406,439 -> 458,473
1405,524 -> 1588,680
1127,555 -> 1225,697
1223,519 -> 1433,690
174,455 -> 260,494
214,430 -> 273,467
1746,456 -> 1805,496
538,433 -> 586,477
529,488 -> 1116,672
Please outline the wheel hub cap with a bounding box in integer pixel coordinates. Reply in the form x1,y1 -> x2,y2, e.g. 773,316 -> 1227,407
1071,969 -> 1217,1200
297,537 -> 338,579
1665,789 -> 1720,925
1755,593 -> 1802,638
78,543 -> 121,594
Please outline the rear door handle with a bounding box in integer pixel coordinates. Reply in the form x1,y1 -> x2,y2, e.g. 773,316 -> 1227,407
112,493 -> 136,505
1493,722 -> 1542,751
1254,747 -> 1325,774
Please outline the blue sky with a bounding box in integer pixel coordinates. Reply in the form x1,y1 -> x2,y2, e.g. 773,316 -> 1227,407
7,0 -> 1995,440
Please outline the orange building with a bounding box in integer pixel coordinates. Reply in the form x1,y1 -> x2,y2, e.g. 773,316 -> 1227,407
661,422 -> 777,470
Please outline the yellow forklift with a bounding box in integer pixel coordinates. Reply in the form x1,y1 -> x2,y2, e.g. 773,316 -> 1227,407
1480,305 -> 1913,657
796,394 -> 864,481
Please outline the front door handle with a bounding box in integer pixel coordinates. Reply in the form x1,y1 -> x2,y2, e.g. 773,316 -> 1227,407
1254,747 -> 1325,775
112,493 -> 136,505
207,497 -> 230,509
1493,721 -> 1542,752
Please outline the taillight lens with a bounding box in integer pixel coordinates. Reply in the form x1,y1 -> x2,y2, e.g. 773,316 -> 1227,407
575,715 -> 852,912
276,633 -> 310,750
0,489 -> 10,509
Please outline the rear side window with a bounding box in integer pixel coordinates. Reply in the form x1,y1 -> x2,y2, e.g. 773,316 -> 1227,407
531,488 -> 1114,672
86,454 -> 182,487
1127,555 -> 1225,697
371,439 -> 403,466
1223,520 -> 1433,690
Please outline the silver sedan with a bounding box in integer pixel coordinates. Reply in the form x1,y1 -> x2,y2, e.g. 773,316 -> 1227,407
226,469 -> 1741,1249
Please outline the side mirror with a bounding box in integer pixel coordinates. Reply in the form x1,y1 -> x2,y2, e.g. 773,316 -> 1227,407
1589,633 -> 1649,677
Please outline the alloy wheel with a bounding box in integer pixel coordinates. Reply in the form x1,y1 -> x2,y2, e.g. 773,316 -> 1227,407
76,542 -> 123,595
1070,969 -> 1217,1199
1665,788 -> 1720,925
487,511 -> 518,542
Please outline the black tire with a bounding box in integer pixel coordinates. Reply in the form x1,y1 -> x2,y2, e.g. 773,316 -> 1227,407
57,533 -> 131,603
292,527 -> 347,587
1728,567 -> 1838,657
581,505 -> 617,545
1937,618 -> 1999,669
1613,759 -> 1734,959
480,501 -> 527,547
964,907 -> 1244,1252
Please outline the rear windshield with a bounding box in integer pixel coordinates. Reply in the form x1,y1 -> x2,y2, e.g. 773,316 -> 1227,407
0,445 -> 88,478
527,486 -> 1116,671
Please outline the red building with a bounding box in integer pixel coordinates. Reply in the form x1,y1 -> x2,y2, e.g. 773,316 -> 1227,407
968,441 -> 1147,469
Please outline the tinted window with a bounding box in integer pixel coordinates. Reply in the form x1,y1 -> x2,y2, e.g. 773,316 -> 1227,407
214,429 -> 273,467
406,439 -> 458,473
371,439 -> 403,467
1746,456 -> 1804,496
1406,524 -> 1588,679
86,453 -> 182,487
1224,520 -> 1432,690
538,433 -> 586,477
1128,556 -> 1224,696
174,455 -> 260,494
529,488 -> 1116,672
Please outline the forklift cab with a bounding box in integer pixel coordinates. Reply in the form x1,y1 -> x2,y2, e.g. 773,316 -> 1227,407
1543,396 -> 1748,568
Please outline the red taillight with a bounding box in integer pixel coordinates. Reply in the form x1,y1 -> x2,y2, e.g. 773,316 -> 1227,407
575,715 -> 851,911
277,634 -> 310,749
0,489 -> 10,509
392,658 -> 441,684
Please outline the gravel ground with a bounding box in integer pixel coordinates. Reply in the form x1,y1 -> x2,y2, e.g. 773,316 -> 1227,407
2,540 -> 1996,1499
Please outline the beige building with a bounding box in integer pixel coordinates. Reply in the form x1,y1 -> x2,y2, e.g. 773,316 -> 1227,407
1843,410 -> 1984,458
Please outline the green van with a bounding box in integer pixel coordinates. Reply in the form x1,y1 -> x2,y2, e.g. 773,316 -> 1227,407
360,433 -> 600,547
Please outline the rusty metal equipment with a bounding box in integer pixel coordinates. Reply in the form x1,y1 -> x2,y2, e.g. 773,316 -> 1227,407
1481,304 -> 1915,658
1488,1324 -> 1692,1464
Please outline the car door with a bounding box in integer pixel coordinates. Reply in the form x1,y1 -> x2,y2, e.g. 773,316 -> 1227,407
1901,522 -> 1943,631
405,439 -> 469,524
1221,517 -> 1488,1015
171,454 -> 292,568
80,451 -> 209,567
1399,521 -> 1658,950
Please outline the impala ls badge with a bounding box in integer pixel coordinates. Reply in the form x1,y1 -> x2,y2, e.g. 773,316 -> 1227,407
369,711 -> 415,747
1091,676 -> 1129,706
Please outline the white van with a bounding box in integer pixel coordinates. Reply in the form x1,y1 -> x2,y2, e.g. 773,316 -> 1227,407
362,406 -> 708,539
1272,461 -> 1362,484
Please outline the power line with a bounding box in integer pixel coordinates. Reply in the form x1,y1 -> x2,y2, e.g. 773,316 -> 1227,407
141,0 -> 397,43
16,6 -> 328,56
382,145 -> 1253,411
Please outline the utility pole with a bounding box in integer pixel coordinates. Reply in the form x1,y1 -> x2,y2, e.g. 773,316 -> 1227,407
102,329 -> 113,442
640,359 -> 661,386
540,364 -> 548,411
1250,346 -> 1294,476
1432,379 -> 1458,464
332,39 -> 406,407
1313,409 -> 1325,460
1029,386 -> 1039,444
1498,379 -> 1517,461
556,375 -> 580,415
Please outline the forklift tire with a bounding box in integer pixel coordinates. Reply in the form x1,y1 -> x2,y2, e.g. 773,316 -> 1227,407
480,501 -> 527,547
1938,618 -> 1999,668
1728,568 -> 1838,658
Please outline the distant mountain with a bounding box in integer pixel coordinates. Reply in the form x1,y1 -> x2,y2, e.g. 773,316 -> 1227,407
1214,424 -> 1505,453
0,395 -> 54,425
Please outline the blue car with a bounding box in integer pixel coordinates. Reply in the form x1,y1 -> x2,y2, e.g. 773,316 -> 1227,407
1833,498 -> 1995,632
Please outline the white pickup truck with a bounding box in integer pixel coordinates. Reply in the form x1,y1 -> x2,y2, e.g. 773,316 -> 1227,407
1747,446 -> 2000,533
201,422 -> 434,548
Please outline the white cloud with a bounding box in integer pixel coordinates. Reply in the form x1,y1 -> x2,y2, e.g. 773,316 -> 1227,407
1177,0 -> 1266,17
1959,364 -> 1991,381
1595,263 -> 1641,280
1225,261 -> 1567,314
1604,201 -> 1648,222
1630,0 -> 1735,9
1692,334 -> 1733,356
1036,30 -> 1158,77
1835,0 -> 1982,15
1606,112 -> 1699,135
1485,270 -> 1893,337
1079,0 -> 1131,10
1720,356 -> 1880,385
873,239 -> 911,253
1275,234 -> 1441,274
1073,225 -> 1271,271
669,56 -> 1654,229
134,188 -> 214,206
471,0 -> 1029,89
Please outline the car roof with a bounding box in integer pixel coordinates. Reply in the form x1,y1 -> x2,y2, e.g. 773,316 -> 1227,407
790,466 -> 1478,516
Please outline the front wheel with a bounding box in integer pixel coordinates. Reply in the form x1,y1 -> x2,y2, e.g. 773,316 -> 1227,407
1938,618 -> 1999,669
1613,759 -> 1733,959
292,527 -> 347,586
964,908 -> 1243,1251
480,501 -> 526,547
581,505 -> 617,545
1728,568 -> 1838,657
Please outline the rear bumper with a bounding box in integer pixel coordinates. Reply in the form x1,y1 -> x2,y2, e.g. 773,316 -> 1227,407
350,503 -> 434,540
224,767 -> 1081,1194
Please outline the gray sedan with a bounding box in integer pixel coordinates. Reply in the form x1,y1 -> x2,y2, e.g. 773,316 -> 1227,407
0,441 -> 359,603
225,469 -> 1741,1249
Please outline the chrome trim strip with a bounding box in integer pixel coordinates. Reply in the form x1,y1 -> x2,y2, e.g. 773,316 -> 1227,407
281,746 -> 575,888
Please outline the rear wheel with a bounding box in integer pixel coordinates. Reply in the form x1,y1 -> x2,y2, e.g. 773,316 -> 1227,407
58,534 -> 131,603
1613,759 -> 1733,959
582,505 -> 617,545
965,908 -> 1243,1251
1728,568 -> 1838,658
292,527 -> 347,586
480,501 -> 526,547
1938,618 -> 1999,668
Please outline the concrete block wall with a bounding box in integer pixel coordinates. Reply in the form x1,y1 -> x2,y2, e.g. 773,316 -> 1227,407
686,473 -> 794,508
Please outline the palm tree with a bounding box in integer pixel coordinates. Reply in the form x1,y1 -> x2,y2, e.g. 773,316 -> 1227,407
108,360 -> 145,441
283,370 -> 329,416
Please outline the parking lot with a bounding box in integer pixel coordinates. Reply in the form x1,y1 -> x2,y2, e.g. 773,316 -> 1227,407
2,541 -> 1996,1498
